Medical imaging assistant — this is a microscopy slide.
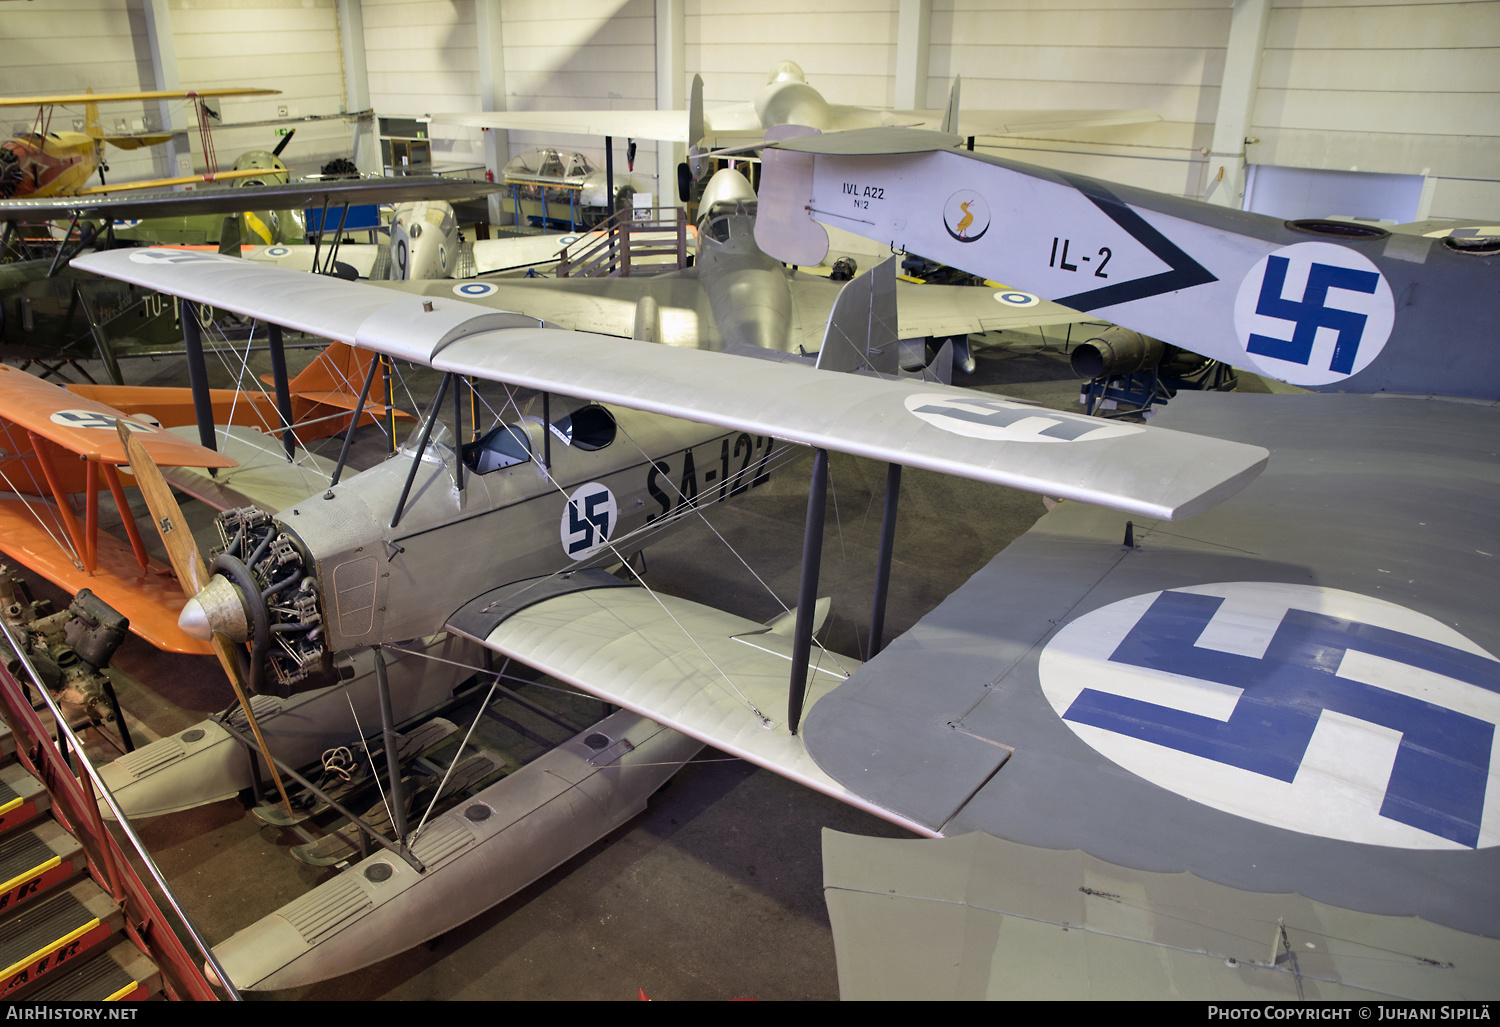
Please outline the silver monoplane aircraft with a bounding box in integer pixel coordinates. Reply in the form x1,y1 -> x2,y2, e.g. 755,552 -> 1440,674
743,127 -> 1500,998
371,168 -> 1096,374
432,61 -> 1158,186
75,244 -> 1267,990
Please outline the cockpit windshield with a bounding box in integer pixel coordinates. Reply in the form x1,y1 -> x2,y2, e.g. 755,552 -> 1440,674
462,423 -> 533,473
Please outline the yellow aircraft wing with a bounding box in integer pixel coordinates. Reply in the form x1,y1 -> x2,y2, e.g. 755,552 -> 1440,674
0,88 -> 279,108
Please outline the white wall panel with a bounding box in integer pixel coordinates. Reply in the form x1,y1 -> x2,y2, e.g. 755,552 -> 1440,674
0,1 -> 163,183
168,0 -> 348,176
0,0 -> 1495,215
1244,0 -> 1500,215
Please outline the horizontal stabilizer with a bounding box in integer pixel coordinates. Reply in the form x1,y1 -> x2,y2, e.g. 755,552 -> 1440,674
73,249 -> 1268,520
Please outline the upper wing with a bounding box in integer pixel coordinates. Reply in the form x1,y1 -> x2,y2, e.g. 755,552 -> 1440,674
0,88 -> 278,108
72,248 -> 1268,521
431,109 -> 692,143
0,363 -> 236,467
799,391 -> 1500,990
0,177 -> 496,224
880,107 -> 1162,137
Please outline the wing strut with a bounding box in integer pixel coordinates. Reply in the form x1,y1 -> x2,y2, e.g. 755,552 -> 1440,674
330,353 -> 380,487
868,462 -> 901,655
390,372 -> 452,528
181,302 -> 217,470
788,448 -> 830,735
266,323 -> 296,460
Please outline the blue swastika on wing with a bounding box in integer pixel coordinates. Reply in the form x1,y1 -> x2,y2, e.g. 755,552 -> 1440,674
910,402 -> 1102,441
1063,591 -> 1499,847
1246,256 -> 1380,374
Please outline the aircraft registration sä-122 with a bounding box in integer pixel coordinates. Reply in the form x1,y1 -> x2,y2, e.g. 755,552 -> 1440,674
72,244 -> 1267,990
745,126 -> 1500,998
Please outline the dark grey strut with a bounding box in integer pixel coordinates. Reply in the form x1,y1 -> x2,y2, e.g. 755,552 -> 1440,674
330,351 -> 381,487
788,447 -> 829,734
390,371 -> 452,528
181,302 -> 217,471
867,462 -> 901,656
266,323 -> 296,460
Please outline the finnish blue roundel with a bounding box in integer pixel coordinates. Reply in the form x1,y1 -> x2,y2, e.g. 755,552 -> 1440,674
1039,583 -> 1500,849
560,482 -> 617,561
1233,242 -> 1394,387
266,246 -> 292,257
994,290 -> 1039,307
452,282 -> 498,298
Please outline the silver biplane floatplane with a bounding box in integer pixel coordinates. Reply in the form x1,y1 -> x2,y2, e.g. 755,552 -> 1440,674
66,241 -> 1268,991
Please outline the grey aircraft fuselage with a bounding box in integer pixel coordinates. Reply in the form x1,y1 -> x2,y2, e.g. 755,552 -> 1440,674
375,173 -> 848,361
261,399 -> 783,660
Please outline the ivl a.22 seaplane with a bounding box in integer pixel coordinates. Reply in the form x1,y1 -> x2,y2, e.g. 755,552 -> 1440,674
72,244 -> 1266,990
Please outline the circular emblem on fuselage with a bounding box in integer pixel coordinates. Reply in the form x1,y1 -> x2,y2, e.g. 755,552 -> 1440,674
1039,582 -> 1500,850
903,393 -> 1142,444
1232,241 -> 1394,387
561,482 -> 618,561
994,289 -> 1039,307
452,282 -> 499,299
943,190 -> 990,243
265,245 -> 291,257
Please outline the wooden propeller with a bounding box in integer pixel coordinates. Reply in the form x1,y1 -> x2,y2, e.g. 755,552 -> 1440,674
115,423 -> 295,818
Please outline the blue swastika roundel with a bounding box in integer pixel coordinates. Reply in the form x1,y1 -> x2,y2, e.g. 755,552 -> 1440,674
904,393 -> 1142,444
560,482 -> 617,561
1039,582 -> 1500,850
1233,242 -> 1394,387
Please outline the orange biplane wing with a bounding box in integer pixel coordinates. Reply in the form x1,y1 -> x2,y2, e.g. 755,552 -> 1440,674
0,364 -> 237,655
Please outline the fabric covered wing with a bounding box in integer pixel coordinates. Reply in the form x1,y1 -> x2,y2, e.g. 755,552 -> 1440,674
893,283 -> 1095,339
0,364 -> 236,467
71,249 -> 1268,520
0,178 -> 496,224
432,109 -> 692,143
446,584 -> 932,836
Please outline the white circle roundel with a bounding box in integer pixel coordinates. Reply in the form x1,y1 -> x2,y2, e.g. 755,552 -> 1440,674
903,393 -> 1141,444
452,282 -> 498,299
560,482 -> 617,561
1232,241 -> 1394,387
994,290 -> 1039,307
1039,582 -> 1500,850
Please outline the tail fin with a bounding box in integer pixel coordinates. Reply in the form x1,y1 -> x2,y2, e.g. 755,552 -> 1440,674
687,74 -> 706,180
288,341 -> 378,397
814,257 -> 953,384
815,257 -> 899,375
940,75 -> 961,135
84,88 -> 101,140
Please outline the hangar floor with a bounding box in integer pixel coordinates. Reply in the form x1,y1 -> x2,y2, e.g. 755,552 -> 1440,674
43,323 -> 1269,1001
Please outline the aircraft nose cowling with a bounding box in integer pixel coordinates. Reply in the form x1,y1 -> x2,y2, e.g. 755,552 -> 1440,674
179,575 -> 249,643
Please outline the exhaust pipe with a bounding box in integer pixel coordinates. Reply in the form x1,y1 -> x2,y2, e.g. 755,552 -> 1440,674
1070,326 -> 1165,379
